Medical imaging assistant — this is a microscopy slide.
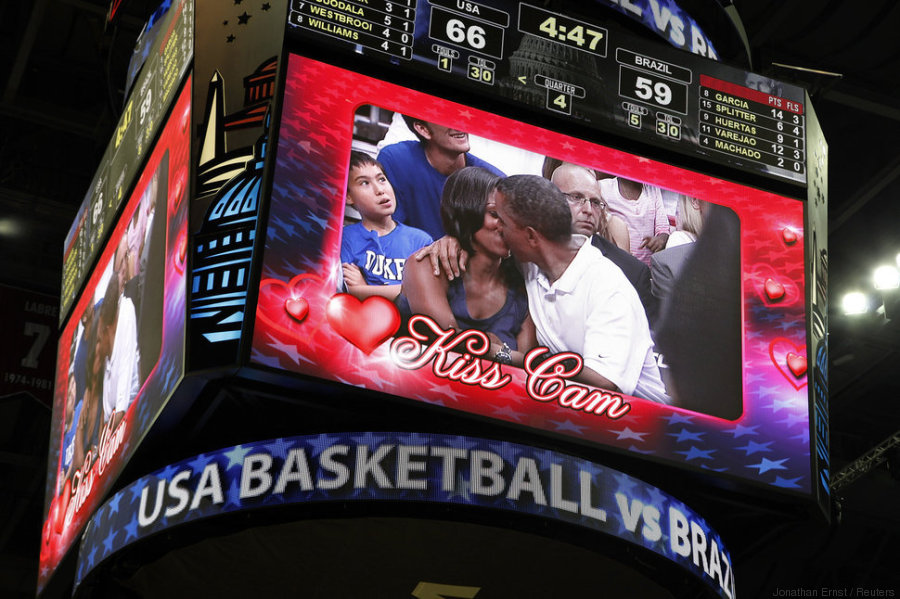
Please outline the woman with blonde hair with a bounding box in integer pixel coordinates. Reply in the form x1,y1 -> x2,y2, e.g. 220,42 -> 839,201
666,194 -> 707,248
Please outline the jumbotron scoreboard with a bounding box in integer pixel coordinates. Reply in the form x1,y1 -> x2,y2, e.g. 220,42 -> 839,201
285,0 -> 809,184
41,1 -> 828,596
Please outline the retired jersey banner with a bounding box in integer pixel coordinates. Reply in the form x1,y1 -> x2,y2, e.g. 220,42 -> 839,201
75,432 -> 736,598
0,285 -> 57,406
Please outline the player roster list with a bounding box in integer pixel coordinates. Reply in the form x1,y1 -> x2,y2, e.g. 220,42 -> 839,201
288,0 -> 417,59
698,74 -> 806,177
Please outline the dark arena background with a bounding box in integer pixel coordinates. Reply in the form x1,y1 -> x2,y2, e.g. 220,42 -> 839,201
1,1 -> 899,598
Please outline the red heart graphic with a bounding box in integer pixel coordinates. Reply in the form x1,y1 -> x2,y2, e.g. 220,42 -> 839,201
55,479 -> 71,534
174,230 -> 188,274
750,264 -> 800,307
256,274 -> 325,341
179,103 -> 191,132
764,278 -> 785,301
769,338 -> 807,390
169,167 -> 187,212
326,294 -> 400,354
781,227 -> 798,245
285,297 -> 309,322
786,352 -> 807,378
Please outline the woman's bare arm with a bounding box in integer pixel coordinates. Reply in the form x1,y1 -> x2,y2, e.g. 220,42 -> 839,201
402,253 -> 457,330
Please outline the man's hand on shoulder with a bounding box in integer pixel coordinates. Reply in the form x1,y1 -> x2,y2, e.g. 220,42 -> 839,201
413,235 -> 468,280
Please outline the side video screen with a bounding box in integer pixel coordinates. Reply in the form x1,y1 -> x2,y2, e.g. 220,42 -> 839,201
39,81 -> 191,593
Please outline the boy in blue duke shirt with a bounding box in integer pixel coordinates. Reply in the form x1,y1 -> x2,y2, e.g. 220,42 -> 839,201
341,151 -> 432,300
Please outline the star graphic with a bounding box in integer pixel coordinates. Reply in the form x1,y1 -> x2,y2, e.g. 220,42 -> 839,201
226,34 -> 236,43
612,471 -> 639,495
106,492 -> 123,515
226,478 -> 243,509
223,20 -> 229,26
129,477 -> 153,503
237,11 -> 252,25
669,428 -> 705,443
612,427 -> 648,442
306,432 -> 344,457
234,0 -> 243,4
778,319 -> 801,332
187,452 -> 215,474
769,396 -> 798,413
262,2 -> 271,9
158,463 -> 180,481
223,444 -> 253,469
727,423 -> 760,438
646,485 -> 668,507
267,337 -> 305,365
790,429 -> 810,444
446,471 -> 472,502
548,418 -> 588,435
747,457 -> 788,474
263,438 -> 291,460
427,383 -> 466,403
776,412 -> 808,428
663,412 -> 695,426
102,528 -> 118,556
772,476 -> 803,489
307,212 -> 329,230
736,440 -> 773,455
124,515 -> 140,542
491,404 -> 527,422
756,385 -> 782,400
677,446 -> 717,461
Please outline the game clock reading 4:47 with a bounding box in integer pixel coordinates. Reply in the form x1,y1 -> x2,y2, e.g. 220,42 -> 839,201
517,3 -> 608,57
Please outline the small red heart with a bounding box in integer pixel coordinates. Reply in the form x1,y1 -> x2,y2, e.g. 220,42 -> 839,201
782,227 -> 798,245
284,297 -> 309,322
764,278 -> 785,301
786,352 -> 807,378
750,263 -> 800,307
256,273 -> 324,341
177,232 -> 187,264
769,338 -> 807,390
170,168 -> 187,211
326,294 -> 400,354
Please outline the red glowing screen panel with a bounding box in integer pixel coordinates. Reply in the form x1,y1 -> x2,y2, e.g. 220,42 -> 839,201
252,54 -> 810,496
38,80 -> 191,593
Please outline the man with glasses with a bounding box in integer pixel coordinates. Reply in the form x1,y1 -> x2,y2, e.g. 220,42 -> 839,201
550,163 -> 659,330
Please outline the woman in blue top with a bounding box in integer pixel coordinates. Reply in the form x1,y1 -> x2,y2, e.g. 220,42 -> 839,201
400,167 -> 536,364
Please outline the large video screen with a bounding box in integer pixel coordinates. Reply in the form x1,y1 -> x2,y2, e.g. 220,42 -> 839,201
39,81 -> 191,593
252,54 -> 811,497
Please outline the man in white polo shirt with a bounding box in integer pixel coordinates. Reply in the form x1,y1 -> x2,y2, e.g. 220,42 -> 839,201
492,175 -> 669,403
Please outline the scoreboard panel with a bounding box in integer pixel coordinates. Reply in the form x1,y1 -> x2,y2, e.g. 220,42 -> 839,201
284,0 -> 808,187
